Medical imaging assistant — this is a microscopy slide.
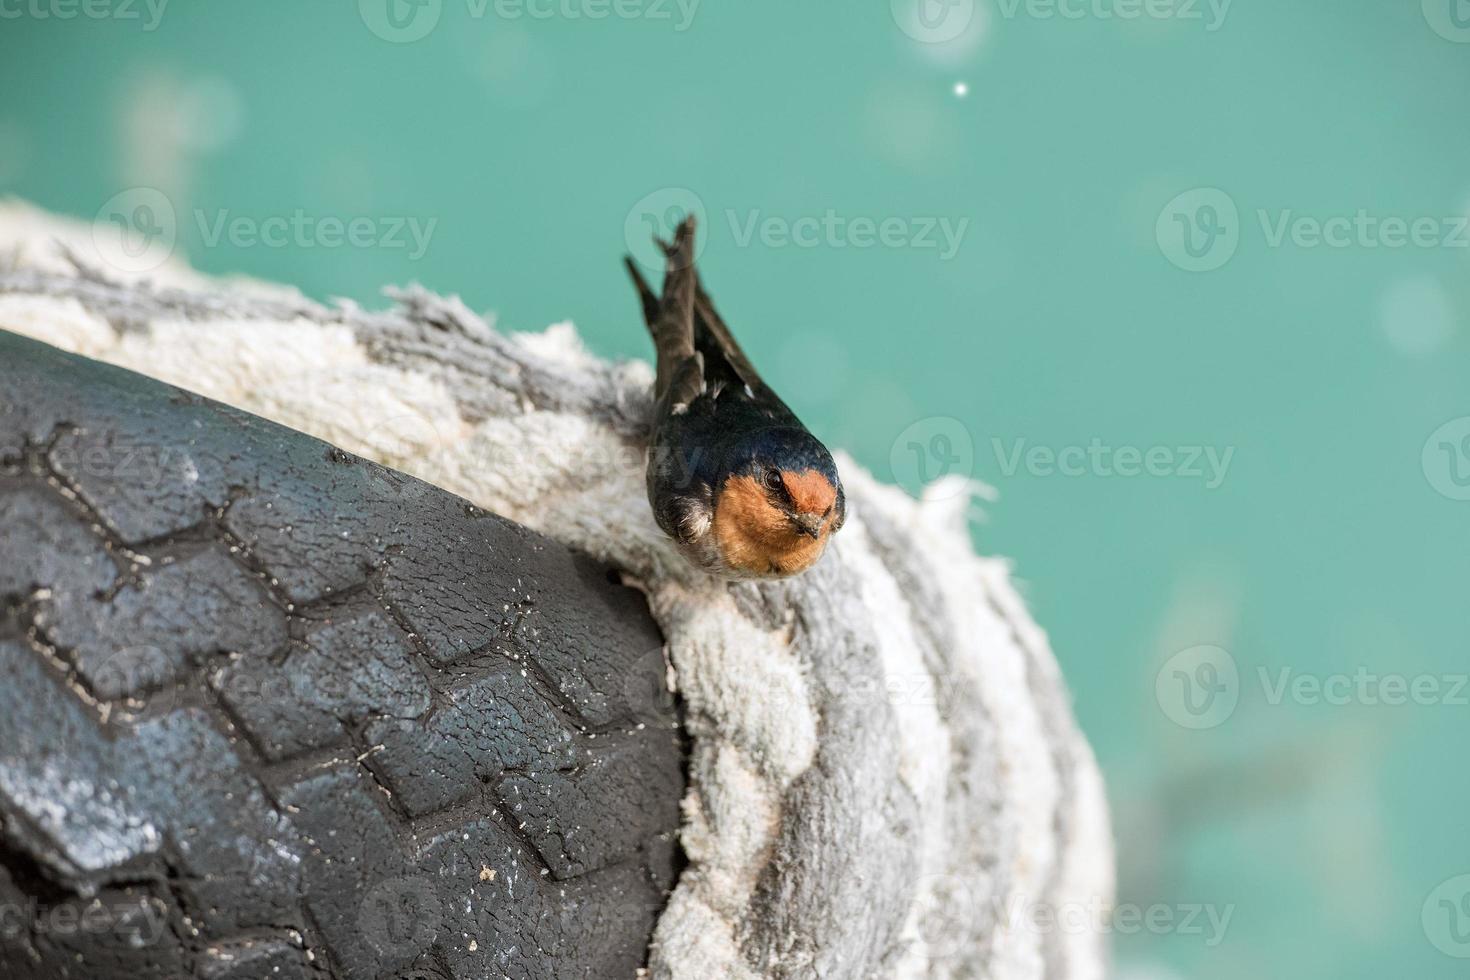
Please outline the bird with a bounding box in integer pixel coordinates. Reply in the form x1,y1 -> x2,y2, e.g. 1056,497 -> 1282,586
624,215 -> 845,579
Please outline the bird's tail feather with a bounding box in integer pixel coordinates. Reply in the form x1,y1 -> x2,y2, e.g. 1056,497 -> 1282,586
633,216 -> 698,400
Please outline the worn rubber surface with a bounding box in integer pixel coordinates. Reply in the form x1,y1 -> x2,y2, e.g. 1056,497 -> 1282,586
0,331 -> 685,979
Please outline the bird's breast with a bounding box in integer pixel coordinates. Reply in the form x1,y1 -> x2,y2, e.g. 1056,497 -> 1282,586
710,475 -> 830,577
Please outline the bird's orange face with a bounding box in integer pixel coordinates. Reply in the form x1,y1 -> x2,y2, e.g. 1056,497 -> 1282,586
711,468 -> 841,577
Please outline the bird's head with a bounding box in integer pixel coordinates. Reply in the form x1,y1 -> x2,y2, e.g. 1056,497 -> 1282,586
710,427 -> 846,578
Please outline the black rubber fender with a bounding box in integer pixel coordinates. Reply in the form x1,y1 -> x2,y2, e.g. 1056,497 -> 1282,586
0,330 -> 685,979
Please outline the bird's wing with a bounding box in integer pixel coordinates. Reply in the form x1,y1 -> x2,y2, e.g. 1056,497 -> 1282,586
688,273 -> 783,403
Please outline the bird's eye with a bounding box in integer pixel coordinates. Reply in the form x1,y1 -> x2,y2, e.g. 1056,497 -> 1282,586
762,468 -> 784,492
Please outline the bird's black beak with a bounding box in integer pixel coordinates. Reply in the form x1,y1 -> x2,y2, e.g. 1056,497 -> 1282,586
792,513 -> 824,539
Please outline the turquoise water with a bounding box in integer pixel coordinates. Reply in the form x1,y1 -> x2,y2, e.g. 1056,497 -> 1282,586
4,2 -> 1470,976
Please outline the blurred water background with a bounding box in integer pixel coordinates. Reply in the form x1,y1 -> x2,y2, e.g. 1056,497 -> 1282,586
4,2 -> 1470,976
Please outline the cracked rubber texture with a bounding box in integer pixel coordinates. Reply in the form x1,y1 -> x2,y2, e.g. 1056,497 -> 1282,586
0,331 -> 685,980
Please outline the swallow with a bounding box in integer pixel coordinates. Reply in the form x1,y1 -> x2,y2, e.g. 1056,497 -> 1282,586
625,216 -> 845,579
